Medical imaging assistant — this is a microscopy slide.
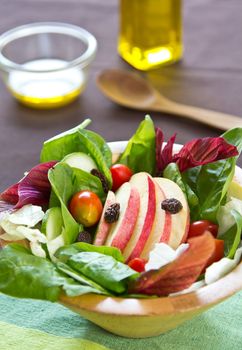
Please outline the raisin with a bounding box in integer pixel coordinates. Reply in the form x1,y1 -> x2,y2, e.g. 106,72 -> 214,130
76,231 -> 92,244
91,169 -> 109,193
161,198 -> 183,214
104,203 -> 120,223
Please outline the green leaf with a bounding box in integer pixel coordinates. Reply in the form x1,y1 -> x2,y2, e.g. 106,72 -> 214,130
55,242 -> 124,263
67,251 -> 138,294
196,159 -> 236,222
57,262 -> 109,295
0,244 -> 95,301
118,115 -> 156,175
77,130 -> 112,186
180,128 -> 242,222
219,210 -> 242,258
48,164 -> 80,245
48,163 -> 107,244
40,120 -> 91,162
222,128 -> 242,152
40,119 -> 112,187
182,166 -> 201,195
81,129 -> 112,167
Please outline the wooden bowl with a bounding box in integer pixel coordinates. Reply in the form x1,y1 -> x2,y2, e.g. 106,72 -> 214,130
55,142 -> 242,337
1,142 -> 241,338
60,264 -> 242,338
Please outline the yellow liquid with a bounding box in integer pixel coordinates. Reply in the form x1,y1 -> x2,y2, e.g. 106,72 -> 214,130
118,0 -> 183,71
8,59 -> 85,109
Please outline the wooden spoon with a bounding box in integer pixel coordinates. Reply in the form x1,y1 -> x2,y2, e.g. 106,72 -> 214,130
96,69 -> 242,130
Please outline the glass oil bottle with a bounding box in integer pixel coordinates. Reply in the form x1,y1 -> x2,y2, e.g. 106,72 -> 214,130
118,0 -> 183,71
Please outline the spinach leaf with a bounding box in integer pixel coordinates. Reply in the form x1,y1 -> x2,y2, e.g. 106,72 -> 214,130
55,242 -> 124,263
57,262 -> 109,295
40,119 -> 91,162
67,251 -> 138,294
49,162 -> 106,202
48,164 -> 80,244
181,128 -> 242,222
0,244 -> 98,301
77,130 -> 112,186
219,210 -> 242,258
48,163 -> 107,244
182,166 -> 201,195
163,163 -> 199,219
40,119 -> 112,187
81,129 -> 112,167
222,128 -> 242,150
118,115 -> 156,175
196,159 -> 236,222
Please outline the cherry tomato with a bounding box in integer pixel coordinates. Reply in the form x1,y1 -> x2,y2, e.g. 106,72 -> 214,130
128,258 -> 146,272
69,190 -> 103,227
110,164 -> 133,191
188,220 -> 218,239
203,239 -> 224,272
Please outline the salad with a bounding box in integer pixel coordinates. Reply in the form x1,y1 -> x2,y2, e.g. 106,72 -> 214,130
0,115 -> 242,302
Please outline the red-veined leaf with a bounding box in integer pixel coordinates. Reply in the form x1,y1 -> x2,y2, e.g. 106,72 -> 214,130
155,128 -> 177,175
0,183 -> 19,204
0,161 -> 57,209
128,232 -> 215,296
155,127 -> 164,175
159,133 -> 177,173
173,137 -> 238,172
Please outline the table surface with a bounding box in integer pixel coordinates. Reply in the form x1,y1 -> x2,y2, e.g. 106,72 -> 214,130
0,1 -> 242,349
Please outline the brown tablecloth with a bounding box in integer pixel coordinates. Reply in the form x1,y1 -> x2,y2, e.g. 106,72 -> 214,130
0,0 -> 242,190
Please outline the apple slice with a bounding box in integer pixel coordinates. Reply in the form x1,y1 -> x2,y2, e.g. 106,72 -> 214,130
140,181 -> 171,260
94,191 -> 116,246
105,182 -> 140,252
122,173 -> 156,262
154,177 -> 190,249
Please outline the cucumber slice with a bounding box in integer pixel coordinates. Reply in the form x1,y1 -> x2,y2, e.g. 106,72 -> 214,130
41,207 -> 64,241
62,152 -> 97,173
47,233 -> 65,261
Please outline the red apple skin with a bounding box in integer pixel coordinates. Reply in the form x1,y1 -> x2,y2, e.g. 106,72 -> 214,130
154,177 -> 190,249
122,173 -> 157,261
140,180 -> 171,261
94,191 -> 116,246
181,219 -> 190,243
157,183 -> 172,244
105,183 -> 140,252
124,175 -> 156,263
159,214 -> 172,243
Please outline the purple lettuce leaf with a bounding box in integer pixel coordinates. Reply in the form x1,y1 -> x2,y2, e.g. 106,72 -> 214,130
173,137 -> 239,172
155,127 -> 164,175
155,127 -> 239,174
0,161 -> 57,210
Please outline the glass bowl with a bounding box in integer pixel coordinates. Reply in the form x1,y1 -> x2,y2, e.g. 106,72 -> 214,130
0,22 -> 97,109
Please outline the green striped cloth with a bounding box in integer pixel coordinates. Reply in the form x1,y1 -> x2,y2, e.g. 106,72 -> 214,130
0,292 -> 242,350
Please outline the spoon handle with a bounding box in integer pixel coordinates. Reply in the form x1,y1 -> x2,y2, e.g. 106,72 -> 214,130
152,100 -> 242,130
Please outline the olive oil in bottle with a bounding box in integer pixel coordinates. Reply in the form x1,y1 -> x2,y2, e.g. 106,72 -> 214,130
118,0 -> 183,71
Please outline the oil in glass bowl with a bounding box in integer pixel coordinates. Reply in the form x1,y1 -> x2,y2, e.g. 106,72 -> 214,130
8,59 -> 85,109
0,23 -> 97,109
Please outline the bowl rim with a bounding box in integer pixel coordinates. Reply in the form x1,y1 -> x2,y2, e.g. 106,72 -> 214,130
0,22 -> 97,73
61,261 -> 242,316
59,141 -> 242,316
